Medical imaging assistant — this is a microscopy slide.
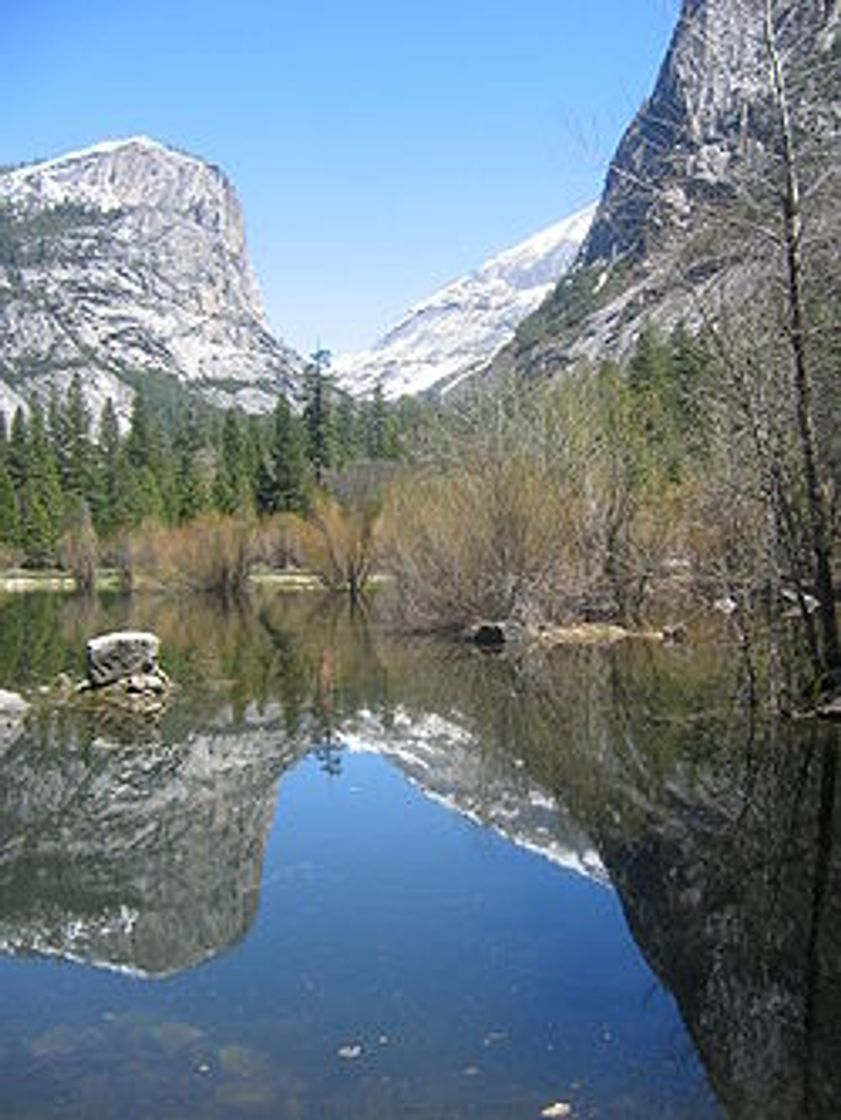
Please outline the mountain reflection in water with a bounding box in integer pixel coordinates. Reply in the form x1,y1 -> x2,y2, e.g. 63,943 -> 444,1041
0,590 -> 838,1118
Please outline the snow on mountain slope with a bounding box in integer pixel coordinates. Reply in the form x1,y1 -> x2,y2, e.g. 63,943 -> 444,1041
334,203 -> 596,399
0,136 -> 301,420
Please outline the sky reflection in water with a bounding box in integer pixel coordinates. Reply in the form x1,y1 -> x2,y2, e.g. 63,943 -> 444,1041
5,590 -> 818,1117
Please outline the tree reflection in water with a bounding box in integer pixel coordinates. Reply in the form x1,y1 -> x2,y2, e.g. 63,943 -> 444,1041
0,589 -> 837,1116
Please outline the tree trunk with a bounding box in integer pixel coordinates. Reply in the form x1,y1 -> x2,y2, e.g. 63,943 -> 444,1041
764,0 -> 840,688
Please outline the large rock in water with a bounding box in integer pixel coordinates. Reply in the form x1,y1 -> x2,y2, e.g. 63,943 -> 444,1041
86,631 -> 160,687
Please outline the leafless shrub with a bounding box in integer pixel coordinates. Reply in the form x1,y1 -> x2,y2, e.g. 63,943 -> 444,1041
58,500 -> 98,593
130,514 -> 259,598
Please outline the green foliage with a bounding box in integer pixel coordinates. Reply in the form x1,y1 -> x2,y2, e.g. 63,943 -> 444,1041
258,397 -> 310,515
302,350 -> 337,484
365,383 -> 399,459
0,463 -> 20,546
382,322 -> 721,628
54,373 -> 94,498
213,409 -> 253,515
0,350 -> 408,568
20,483 -> 58,567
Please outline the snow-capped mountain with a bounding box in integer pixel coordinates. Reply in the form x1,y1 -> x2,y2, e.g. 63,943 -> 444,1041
0,136 -> 300,421
334,203 -> 595,399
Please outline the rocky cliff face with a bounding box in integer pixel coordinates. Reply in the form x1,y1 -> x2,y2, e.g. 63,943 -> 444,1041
0,137 -> 300,421
335,204 -> 594,399
499,0 -> 840,377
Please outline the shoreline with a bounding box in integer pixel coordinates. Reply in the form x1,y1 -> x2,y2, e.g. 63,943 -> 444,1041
0,568 -> 327,595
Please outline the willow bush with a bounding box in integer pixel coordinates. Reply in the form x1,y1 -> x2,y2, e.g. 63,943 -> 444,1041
128,513 -> 259,597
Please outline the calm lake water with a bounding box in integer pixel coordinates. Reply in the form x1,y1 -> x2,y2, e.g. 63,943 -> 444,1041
0,591 -> 838,1119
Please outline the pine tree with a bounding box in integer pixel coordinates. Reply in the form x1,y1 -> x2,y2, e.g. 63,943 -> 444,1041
23,397 -> 63,562
628,327 -> 683,480
20,484 -> 56,568
0,463 -> 20,547
125,386 -> 161,472
260,396 -> 309,514
366,383 -> 398,459
242,415 -> 265,503
669,324 -> 712,450
96,398 -> 122,536
175,405 -> 210,521
7,408 -> 28,493
334,392 -> 361,466
303,349 -> 335,485
47,385 -> 62,464
60,372 -> 95,500
213,409 -> 252,514
112,448 -> 146,528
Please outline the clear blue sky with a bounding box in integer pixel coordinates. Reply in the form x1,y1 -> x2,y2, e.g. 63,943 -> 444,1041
3,1 -> 679,355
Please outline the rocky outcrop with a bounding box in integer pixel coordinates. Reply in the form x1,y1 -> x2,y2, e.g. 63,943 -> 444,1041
0,136 -> 301,420
497,0 -> 840,378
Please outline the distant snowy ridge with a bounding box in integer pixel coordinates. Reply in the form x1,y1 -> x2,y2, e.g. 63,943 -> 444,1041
335,202 -> 595,400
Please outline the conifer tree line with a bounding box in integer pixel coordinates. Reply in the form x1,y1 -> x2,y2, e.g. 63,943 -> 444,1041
0,356 -> 403,567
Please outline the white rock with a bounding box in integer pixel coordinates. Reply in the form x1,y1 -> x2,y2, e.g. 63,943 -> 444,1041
0,689 -> 29,716
86,630 -> 160,687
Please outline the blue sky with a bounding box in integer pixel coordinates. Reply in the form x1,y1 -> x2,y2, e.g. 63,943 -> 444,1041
3,1 -> 679,354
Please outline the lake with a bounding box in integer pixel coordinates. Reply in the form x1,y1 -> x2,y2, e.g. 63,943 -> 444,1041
0,590 -> 838,1118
